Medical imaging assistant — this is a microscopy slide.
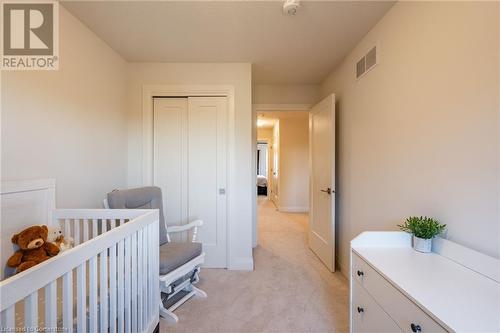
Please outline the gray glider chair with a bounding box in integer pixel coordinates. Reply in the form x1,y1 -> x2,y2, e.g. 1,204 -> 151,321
105,186 -> 207,323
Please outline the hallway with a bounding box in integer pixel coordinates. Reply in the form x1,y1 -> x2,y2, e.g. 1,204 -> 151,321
162,198 -> 349,333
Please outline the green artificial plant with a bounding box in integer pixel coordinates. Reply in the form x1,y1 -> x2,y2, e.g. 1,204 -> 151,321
398,216 -> 446,239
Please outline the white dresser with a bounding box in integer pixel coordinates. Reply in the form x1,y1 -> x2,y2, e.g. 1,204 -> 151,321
350,232 -> 500,333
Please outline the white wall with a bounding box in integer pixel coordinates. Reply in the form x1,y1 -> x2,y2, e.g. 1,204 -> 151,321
253,84 -> 320,105
126,63 -> 253,270
1,7 -> 127,208
278,115 -> 309,212
321,1 -> 500,275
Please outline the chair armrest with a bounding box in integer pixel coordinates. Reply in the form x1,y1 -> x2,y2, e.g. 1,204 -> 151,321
167,220 -> 203,234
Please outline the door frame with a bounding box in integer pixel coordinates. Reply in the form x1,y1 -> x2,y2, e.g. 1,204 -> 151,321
142,84 -> 235,269
252,103 -> 312,248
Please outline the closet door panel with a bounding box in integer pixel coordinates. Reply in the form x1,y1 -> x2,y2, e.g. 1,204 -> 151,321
188,97 -> 227,268
153,98 -> 189,237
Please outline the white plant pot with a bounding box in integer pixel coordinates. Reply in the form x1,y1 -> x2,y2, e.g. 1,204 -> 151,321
413,236 -> 432,253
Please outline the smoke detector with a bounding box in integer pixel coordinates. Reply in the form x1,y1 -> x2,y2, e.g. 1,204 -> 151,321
283,0 -> 300,16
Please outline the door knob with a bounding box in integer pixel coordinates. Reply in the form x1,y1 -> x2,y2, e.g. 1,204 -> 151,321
321,187 -> 333,195
410,324 -> 422,332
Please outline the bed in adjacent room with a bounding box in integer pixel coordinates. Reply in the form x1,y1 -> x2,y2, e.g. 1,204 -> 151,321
257,175 -> 267,196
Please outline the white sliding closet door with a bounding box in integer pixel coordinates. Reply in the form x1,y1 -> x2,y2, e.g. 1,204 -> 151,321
154,97 -> 228,268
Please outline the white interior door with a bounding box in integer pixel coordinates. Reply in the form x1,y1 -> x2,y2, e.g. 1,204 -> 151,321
309,94 -> 336,272
154,97 -> 228,268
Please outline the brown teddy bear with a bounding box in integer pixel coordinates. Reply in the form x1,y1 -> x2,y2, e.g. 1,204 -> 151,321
7,225 -> 60,273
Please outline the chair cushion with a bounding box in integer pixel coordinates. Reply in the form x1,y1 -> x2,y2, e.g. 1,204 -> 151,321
160,242 -> 203,274
107,186 -> 169,245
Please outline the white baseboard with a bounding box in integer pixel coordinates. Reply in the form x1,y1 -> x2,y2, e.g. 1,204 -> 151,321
278,206 -> 309,213
228,257 -> 254,271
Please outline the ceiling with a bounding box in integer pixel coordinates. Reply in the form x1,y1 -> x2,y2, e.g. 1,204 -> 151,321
62,1 -> 395,84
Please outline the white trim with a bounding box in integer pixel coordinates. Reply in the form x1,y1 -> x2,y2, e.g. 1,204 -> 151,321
229,257 -> 254,271
142,84 -> 235,269
278,206 -> 309,213
1,178 -> 55,195
0,178 -> 56,222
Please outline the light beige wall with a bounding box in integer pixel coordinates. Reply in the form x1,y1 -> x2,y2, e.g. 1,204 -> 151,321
321,1 -> 500,274
257,128 -> 273,142
126,62 -> 253,269
1,7 -> 127,208
278,116 -> 309,212
253,84 -> 320,104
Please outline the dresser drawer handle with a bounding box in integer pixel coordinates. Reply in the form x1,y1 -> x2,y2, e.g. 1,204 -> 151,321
357,307 -> 364,313
357,270 -> 364,276
411,323 -> 422,332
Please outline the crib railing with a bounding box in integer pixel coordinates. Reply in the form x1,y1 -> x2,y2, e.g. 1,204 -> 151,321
0,209 -> 160,333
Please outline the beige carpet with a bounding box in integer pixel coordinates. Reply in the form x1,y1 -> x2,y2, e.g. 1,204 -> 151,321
161,197 -> 349,333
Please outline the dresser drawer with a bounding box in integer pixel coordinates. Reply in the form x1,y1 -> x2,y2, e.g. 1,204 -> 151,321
352,253 -> 447,333
352,279 -> 402,333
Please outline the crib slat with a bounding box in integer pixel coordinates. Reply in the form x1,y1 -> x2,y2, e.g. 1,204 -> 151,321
154,220 -> 160,316
117,240 -> 125,333
100,249 -> 108,332
64,219 -> 71,241
102,219 -> 108,233
2,305 -> 15,331
109,242 -> 117,333
77,263 -> 87,332
111,218 -> 116,230
74,219 -> 80,246
147,226 -> 153,321
62,271 -> 73,333
125,236 -> 132,333
24,291 -> 38,330
83,219 -> 89,242
92,219 -> 98,238
131,232 -> 138,332
137,229 -> 143,330
45,280 -> 57,330
89,256 -> 98,332
149,225 -> 155,316
142,228 -> 148,327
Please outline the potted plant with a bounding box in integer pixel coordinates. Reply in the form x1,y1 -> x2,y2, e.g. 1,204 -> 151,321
398,216 -> 446,253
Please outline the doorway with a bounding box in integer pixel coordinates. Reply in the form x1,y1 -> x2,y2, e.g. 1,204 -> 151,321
256,141 -> 269,197
253,96 -> 336,272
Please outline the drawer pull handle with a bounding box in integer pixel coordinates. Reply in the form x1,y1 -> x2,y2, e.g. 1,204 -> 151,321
411,323 -> 422,332
357,307 -> 364,313
357,270 -> 364,276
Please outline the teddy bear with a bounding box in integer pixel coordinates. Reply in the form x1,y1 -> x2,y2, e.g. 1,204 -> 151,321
47,225 -> 74,252
7,225 -> 60,273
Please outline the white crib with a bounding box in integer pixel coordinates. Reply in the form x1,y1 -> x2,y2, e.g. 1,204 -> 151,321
0,180 -> 160,332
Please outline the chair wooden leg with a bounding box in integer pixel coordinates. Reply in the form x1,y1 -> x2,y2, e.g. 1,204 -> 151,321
192,286 -> 207,298
159,300 -> 179,323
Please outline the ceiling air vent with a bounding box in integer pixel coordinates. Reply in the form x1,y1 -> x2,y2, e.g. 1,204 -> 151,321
356,46 -> 378,80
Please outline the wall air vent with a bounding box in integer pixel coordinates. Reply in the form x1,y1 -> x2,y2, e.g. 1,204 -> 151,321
356,46 -> 378,80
